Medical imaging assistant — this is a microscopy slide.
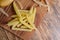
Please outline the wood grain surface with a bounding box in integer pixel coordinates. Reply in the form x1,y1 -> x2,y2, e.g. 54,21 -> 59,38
0,0 -> 60,40
0,0 -> 48,40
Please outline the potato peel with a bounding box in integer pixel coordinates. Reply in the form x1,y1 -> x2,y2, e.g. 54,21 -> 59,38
0,0 -> 13,7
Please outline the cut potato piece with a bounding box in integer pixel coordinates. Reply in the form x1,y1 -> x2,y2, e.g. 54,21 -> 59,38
29,6 -> 34,14
19,10 -> 29,13
20,26 -> 28,29
20,20 -> 33,29
13,1 -> 21,17
12,21 -> 19,27
27,7 -> 36,23
7,2 -> 36,31
11,15 -> 17,18
12,28 -> 32,32
7,21 -> 19,26
17,24 -> 22,27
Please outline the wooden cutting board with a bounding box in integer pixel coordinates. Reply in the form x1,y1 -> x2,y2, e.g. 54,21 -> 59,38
0,0 -> 48,40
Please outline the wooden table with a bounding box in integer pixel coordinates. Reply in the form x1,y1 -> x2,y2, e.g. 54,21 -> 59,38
0,0 -> 60,40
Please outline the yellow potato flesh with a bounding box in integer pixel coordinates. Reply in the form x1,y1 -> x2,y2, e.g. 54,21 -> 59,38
7,2 -> 36,32
0,0 -> 13,7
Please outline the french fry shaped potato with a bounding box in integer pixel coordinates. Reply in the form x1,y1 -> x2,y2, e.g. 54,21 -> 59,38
7,1 -> 36,32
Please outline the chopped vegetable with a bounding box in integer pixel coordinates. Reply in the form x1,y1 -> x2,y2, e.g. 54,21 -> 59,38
11,15 -> 17,18
7,18 -> 18,26
28,7 -> 36,23
13,1 -> 20,17
7,1 -> 36,32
